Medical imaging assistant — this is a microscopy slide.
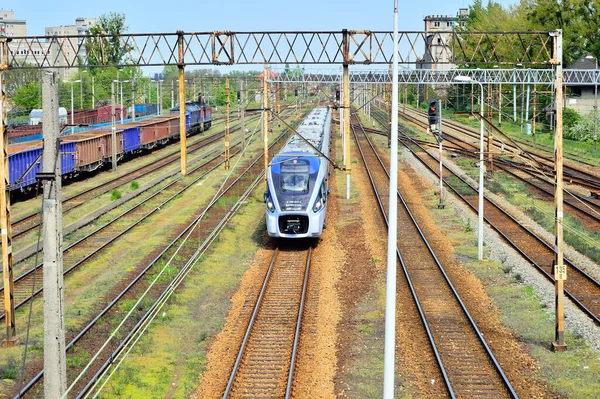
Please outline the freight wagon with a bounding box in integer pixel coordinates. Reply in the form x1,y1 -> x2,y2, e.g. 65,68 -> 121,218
8,109 -> 212,194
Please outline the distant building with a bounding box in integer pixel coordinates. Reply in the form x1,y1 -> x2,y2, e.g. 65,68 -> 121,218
1,12 -> 96,79
0,10 -> 26,38
418,8 -> 469,70
45,17 -> 97,79
565,55 -> 599,115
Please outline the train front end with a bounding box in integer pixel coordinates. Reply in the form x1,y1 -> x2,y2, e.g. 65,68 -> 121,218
265,154 -> 327,238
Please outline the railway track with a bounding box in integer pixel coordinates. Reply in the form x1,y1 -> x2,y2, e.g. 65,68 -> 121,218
398,105 -> 600,192
223,244 -> 312,398
400,134 -> 600,231
9,116 -> 260,241
0,140 -> 237,318
351,115 -> 516,398
12,113 -> 300,399
370,111 -> 600,325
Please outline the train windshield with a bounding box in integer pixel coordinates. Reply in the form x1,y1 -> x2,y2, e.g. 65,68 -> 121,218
280,159 -> 310,193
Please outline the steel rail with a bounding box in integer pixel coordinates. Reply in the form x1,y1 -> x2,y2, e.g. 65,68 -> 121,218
401,106 -> 600,190
352,116 -> 517,398
372,111 -> 600,325
0,142 -> 235,320
13,115 -> 298,398
394,134 -> 600,224
223,245 -> 312,398
222,248 -> 279,398
77,172 -> 266,399
8,116 -> 259,240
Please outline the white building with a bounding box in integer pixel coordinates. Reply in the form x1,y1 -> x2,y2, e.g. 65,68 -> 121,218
0,10 -> 26,38
45,17 -> 97,79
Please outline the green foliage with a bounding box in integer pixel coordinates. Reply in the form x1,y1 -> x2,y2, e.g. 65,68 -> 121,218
464,0 -> 600,65
1,357 -> 19,380
130,180 -> 139,190
85,12 -> 129,66
111,189 -> 122,201
563,107 -> 582,133
465,219 -> 473,233
522,0 -> 600,65
12,82 -> 42,109
566,110 -> 595,142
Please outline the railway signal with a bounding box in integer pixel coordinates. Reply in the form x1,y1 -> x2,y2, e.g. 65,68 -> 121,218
428,99 -> 441,134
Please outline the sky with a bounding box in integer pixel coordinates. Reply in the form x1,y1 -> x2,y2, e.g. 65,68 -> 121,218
6,0 -> 520,36
3,0 -> 520,75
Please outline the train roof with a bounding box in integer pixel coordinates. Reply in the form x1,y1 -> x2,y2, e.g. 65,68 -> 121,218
278,107 -> 330,156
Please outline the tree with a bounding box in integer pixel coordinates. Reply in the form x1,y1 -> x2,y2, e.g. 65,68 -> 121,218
521,0 -> 600,65
12,83 -> 42,109
85,12 -> 129,66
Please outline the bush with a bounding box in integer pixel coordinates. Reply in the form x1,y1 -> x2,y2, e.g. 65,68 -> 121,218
130,180 -> 139,190
111,189 -> 121,201
563,108 -> 582,135
566,110 -> 595,142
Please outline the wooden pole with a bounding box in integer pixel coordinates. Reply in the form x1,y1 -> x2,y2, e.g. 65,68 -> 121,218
263,65 -> 269,190
178,31 -> 187,176
552,29 -> 567,352
0,37 -> 17,347
225,78 -> 230,169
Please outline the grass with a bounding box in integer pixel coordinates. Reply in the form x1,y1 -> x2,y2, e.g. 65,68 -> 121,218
419,171 -> 600,399
99,189 -> 267,398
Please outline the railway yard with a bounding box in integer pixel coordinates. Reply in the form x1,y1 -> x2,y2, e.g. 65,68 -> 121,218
2,13 -> 600,398
0,96 -> 597,397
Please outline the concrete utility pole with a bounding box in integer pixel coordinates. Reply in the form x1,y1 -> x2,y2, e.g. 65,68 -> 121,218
343,63 -> 351,199
263,65 -> 269,189
42,71 -> 67,397
111,81 -> 117,172
178,31 -> 187,176
240,79 -> 246,151
0,37 -> 17,347
277,81 -> 281,127
552,29 -> 567,352
225,78 -> 231,169
131,79 -> 136,122
383,2 -> 399,397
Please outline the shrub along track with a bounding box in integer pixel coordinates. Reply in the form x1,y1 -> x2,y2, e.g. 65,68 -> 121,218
370,111 -> 600,326
11,115 -> 298,399
351,114 -> 516,398
223,243 -> 312,398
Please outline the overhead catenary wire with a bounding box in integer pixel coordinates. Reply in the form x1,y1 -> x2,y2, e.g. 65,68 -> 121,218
63,115 -> 264,398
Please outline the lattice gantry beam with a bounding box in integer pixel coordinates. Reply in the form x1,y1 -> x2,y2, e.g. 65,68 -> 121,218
4,30 -> 555,69
272,68 -> 600,86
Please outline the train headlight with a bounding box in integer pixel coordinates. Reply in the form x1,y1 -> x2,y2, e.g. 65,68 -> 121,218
265,190 -> 276,213
312,197 -> 323,212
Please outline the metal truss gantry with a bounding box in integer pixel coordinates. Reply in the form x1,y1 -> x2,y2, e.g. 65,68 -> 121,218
270,68 -> 599,85
0,29 -> 568,353
4,30 -> 553,69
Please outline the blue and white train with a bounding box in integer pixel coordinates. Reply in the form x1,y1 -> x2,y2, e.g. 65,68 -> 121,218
265,107 -> 332,238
